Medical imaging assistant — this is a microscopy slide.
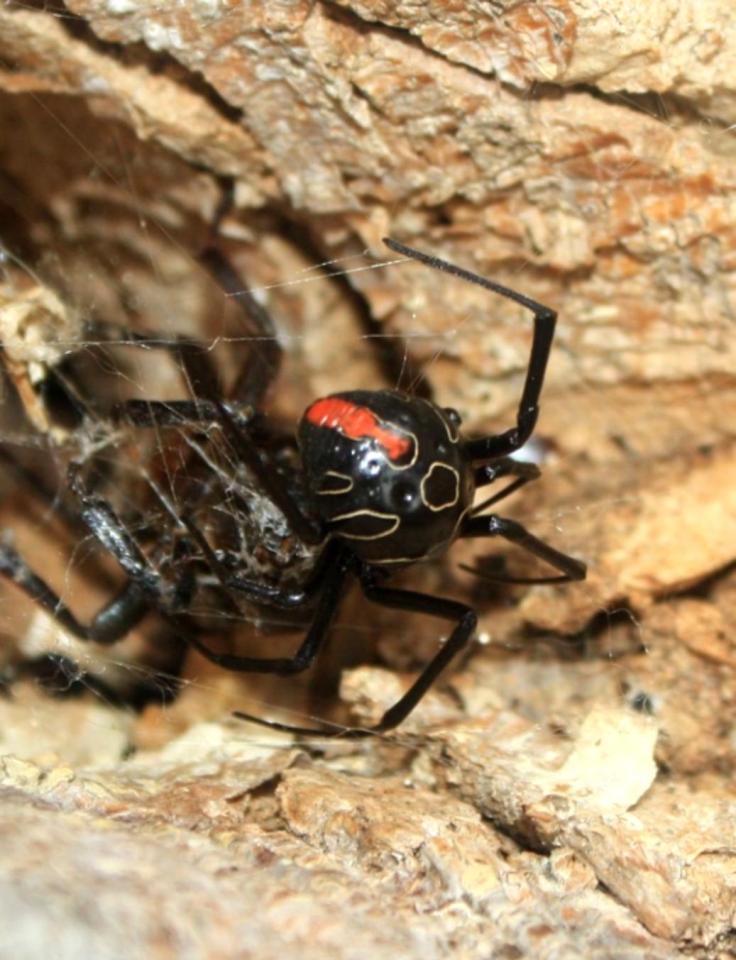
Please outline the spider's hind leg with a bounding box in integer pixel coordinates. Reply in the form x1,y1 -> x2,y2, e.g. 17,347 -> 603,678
0,464 -> 192,701
0,456 -> 195,649
198,245 -> 282,411
0,535 -> 151,646
0,445 -> 155,645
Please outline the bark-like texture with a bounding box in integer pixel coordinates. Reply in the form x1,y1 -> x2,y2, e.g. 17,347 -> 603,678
0,2 -> 735,957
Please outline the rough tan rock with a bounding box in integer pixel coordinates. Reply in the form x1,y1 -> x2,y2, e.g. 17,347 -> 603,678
1,1 -> 735,956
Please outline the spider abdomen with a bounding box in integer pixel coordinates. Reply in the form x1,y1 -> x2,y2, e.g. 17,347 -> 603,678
298,390 -> 475,564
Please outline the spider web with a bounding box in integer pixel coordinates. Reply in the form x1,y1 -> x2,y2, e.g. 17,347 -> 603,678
0,0 -> 733,759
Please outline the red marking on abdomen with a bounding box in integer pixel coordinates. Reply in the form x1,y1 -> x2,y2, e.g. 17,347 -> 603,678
306,397 -> 411,462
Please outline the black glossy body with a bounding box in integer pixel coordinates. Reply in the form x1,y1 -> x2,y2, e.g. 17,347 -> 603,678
299,390 -> 475,564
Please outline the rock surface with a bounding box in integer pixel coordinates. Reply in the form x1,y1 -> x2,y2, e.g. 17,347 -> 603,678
0,1 -> 735,957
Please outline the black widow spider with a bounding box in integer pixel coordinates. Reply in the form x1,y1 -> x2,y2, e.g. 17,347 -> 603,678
0,237 -> 585,737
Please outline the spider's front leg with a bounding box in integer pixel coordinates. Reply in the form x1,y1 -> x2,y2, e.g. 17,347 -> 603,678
460,513 -> 586,585
384,237 -> 557,463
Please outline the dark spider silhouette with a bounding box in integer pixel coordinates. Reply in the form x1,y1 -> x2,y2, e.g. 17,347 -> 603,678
0,238 -> 585,737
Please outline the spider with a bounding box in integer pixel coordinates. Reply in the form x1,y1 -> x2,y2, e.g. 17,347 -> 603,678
0,237 -> 586,737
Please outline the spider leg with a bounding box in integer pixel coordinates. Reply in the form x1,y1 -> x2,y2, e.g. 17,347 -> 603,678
199,246 -> 281,410
460,514 -> 586,584
199,178 -> 282,407
70,468 -> 169,593
52,467 -> 197,632
0,449 -> 164,643
357,580 -> 477,732
474,456 -> 540,488
383,238 -> 557,462
234,575 -> 477,739
91,241 -> 281,418
191,545 -> 354,674
472,458 -> 540,513
0,539 -> 150,644
114,398 -> 225,427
